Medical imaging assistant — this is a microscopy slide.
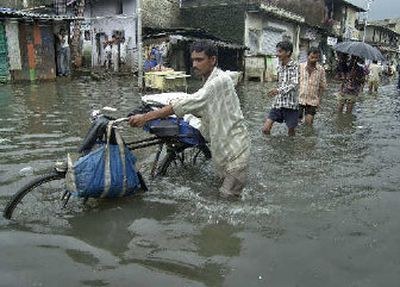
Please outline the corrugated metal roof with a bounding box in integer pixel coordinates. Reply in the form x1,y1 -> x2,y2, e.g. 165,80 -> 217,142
144,27 -> 247,50
259,4 -> 305,23
0,8 -> 82,21
169,35 -> 246,50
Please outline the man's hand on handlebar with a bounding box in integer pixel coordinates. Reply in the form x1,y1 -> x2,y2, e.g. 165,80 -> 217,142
129,105 -> 176,128
129,114 -> 147,127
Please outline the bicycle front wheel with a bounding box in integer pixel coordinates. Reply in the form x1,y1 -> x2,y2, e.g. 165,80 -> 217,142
157,144 -> 211,176
3,171 -> 66,221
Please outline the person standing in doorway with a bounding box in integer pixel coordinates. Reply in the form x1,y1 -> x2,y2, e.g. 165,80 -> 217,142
263,41 -> 299,136
104,40 -> 112,69
120,37 -> 127,67
111,34 -> 119,72
298,47 -> 327,126
57,28 -> 70,76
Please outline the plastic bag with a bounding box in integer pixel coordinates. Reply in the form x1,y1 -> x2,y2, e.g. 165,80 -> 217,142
66,122 -> 143,198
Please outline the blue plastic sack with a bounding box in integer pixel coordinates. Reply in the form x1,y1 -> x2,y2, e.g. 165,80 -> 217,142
67,143 -> 141,198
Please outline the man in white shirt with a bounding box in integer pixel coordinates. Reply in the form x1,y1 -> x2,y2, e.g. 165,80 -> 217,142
57,28 -> 70,76
111,35 -> 119,72
368,60 -> 382,93
129,40 -> 250,198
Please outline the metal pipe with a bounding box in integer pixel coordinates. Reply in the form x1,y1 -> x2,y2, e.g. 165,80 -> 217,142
363,0 -> 374,43
137,0 -> 143,89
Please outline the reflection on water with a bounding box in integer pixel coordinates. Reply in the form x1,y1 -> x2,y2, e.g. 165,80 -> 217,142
1,77 -> 400,286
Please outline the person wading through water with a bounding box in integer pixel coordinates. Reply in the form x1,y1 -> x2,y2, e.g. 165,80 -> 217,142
263,41 -> 299,136
298,47 -> 327,126
129,40 -> 250,198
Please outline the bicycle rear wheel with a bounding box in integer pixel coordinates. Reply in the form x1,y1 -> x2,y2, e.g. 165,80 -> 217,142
3,171 -> 66,221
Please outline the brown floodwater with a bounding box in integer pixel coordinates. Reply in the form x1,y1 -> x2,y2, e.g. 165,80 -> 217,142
0,76 -> 400,287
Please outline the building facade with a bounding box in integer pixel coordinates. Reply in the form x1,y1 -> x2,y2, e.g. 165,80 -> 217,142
83,0 -> 137,69
0,9 -> 75,82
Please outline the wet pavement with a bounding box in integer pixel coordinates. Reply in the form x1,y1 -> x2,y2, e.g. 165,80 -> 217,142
0,76 -> 400,287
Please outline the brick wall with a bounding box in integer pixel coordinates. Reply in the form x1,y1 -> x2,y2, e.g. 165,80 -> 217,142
181,5 -> 246,44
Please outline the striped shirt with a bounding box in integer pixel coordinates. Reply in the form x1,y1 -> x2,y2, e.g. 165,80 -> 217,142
299,63 -> 326,107
272,60 -> 299,110
171,67 -> 250,174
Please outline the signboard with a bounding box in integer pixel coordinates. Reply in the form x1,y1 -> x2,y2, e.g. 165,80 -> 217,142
327,36 -> 338,46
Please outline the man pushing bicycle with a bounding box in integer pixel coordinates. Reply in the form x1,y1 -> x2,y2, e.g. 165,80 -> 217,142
129,40 -> 250,198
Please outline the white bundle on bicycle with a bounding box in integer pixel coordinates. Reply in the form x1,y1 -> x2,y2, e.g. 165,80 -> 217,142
66,120 -> 144,198
142,93 -> 202,130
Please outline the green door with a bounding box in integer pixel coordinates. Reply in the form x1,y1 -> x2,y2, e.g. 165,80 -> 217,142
0,22 -> 10,83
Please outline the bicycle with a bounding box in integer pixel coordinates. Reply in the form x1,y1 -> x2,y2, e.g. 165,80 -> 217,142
3,103 -> 211,221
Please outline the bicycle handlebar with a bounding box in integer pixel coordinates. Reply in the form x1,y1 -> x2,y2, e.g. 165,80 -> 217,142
112,117 -> 129,125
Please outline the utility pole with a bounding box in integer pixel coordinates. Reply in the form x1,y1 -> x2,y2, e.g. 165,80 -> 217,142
137,0 -> 143,90
363,0 -> 374,43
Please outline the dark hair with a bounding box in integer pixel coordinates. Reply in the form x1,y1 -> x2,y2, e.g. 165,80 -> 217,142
307,46 -> 320,55
276,41 -> 293,55
190,40 -> 218,58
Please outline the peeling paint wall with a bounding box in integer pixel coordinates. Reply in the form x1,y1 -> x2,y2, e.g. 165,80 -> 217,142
13,21 -> 56,81
4,20 -> 22,70
0,21 -> 10,82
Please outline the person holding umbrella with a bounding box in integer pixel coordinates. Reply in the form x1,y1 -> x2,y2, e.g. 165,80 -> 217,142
337,56 -> 366,113
333,41 -> 385,113
397,61 -> 400,89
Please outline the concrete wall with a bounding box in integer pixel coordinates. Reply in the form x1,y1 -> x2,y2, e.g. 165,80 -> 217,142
245,11 -> 297,55
181,4 -> 246,44
4,20 -> 21,70
142,0 -> 181,28
244,10 -> 300,81
87,0 -> 137,68
271,0 -> 325,26
343,7 -> 360,40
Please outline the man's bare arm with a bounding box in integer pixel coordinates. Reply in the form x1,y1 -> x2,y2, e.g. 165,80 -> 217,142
129,105 -> 175,127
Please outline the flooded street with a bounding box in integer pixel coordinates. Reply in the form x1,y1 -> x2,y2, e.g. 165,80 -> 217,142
1,76 -> 400,287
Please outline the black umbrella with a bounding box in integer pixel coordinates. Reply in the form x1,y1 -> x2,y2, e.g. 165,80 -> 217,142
333,41 -> 385,62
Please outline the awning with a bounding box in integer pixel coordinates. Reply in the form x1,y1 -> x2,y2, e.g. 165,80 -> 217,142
259,4 -> 305,24
144,27 -> 247,50
0,8 -> 83,21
